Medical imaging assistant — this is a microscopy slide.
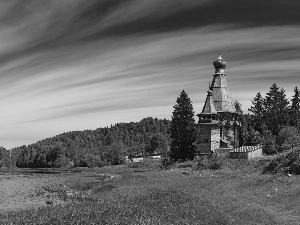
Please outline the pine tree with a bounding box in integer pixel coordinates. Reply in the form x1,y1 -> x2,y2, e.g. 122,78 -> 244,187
234,100 -> 243,115
249,92 -> 264,133
263,84 -> 290,136
290,86 -> 300,127
239,114 -> 260,146
260,124 -> 278,155
234,100 -> 245,147
170,90 -> 196,161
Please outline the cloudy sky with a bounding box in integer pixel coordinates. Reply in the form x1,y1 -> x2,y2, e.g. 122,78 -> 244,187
0,0 -> 300,148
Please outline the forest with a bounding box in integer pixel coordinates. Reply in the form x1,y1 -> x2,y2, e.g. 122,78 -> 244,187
1,83 -> 300,168
239,84 -> 300,155
1,117 -> 170,168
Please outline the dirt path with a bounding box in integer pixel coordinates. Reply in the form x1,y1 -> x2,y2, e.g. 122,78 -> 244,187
0,174 -> 66,212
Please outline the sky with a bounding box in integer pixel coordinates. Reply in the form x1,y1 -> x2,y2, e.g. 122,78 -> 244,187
0,0 -> 300,148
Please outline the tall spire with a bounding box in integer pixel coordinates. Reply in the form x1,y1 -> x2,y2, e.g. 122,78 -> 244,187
210,54 -> 235,112
196,54 -> 240,155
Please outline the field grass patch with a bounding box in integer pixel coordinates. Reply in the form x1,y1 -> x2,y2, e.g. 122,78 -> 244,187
94,184 -> 116,193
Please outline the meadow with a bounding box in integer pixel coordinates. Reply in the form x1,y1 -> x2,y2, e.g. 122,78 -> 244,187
0,159 -> 300,225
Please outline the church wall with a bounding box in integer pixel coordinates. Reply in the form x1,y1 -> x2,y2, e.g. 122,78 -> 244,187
211,125 -> 220,150
196,123 -> 220,154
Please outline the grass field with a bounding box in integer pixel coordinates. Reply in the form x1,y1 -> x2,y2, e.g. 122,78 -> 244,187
1,159 -> 300,225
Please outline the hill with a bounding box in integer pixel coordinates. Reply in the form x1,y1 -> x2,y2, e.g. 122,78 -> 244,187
11,117 -> 170,168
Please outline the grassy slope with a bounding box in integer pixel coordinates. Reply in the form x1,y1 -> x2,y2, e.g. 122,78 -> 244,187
1,163 -> 300,225
264,147 -> 300,174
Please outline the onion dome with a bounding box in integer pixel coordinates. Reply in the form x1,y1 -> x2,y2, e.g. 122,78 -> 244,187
213,54 -> 227,75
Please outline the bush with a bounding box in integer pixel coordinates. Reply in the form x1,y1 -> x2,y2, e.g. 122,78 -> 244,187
177,162 -> 193,168
260,128 -> 278,155
78,154 -> 107,168
263,147 -> 300,174
194,154 -> 266,172
0,157 -> 14,168
196,154 -> 222,170
53,156 -> 74,168
277,126 -> 300,152
0,159 -> 4,168
105,143 -> 126,165
160,157 -> 174,168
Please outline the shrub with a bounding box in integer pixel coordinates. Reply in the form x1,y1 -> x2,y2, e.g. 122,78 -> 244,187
260,128 -> 278,155
177,162 -> 193,168
160,157 -> 174,168
263,147 -> 300,174
53,156 -> 73,168
194,154 -> 266,171
277,126 -> 300,152
0,157 -> 14,168
79,154 -> 107,168
105,143 -> 126,165
0,159 -> 4,168
196,154 -> 222,170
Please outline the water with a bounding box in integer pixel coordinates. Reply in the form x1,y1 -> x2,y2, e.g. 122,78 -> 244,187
0,168 -> 84,175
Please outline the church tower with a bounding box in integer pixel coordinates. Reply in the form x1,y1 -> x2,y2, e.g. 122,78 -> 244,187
195,54 -> 240,154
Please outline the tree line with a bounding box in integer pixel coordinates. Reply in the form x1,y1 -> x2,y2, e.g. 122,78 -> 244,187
169,84 -> 300,162
240,84 -> 300,155
1,83 -> 299,168
0,117 -> 170,168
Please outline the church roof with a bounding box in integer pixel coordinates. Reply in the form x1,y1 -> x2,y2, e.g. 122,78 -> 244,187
201,90 -> 217,114
210,73 -> 236,112
203,54 -> 236,113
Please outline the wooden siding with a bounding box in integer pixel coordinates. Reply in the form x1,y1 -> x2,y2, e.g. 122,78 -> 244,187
229,146 -> 262,159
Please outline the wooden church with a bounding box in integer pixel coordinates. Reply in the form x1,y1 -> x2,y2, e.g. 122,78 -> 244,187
195,54 -> 241,155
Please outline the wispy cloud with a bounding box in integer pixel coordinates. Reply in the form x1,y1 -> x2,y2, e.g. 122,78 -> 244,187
0,0 -> 300,148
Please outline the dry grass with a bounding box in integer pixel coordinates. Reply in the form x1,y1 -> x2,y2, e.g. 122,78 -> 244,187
1,162 -> 300,224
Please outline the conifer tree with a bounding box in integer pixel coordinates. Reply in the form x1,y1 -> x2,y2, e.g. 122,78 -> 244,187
249,92 -> 264,133
263,84 -> 289,136
170,90 -> 196,161
234,100 -> 243,115
260,124 -> 278,155
239,114 -> 260,146
250,84 -> 290,136
290,86 -> 300,127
